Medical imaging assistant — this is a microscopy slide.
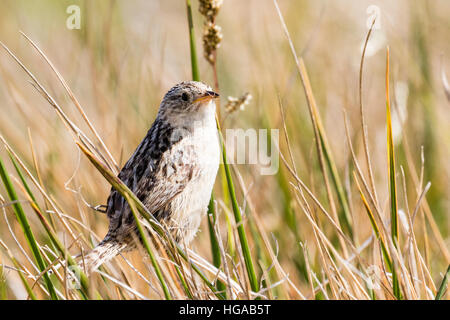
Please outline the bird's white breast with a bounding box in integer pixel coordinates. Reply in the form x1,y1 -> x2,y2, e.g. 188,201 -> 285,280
168,103 -> 220,243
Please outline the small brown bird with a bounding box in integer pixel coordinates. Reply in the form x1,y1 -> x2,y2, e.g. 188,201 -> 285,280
83,81 -> 220,273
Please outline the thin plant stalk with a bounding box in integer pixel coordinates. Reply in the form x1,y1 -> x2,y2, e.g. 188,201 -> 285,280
186,0 -> 200,81
353,173 -> 392,272
359,19 -> 380,209
207,196 -> 227,297
0,158 -> 58,299
0,239 -> 37,300
273,0 -> 353,239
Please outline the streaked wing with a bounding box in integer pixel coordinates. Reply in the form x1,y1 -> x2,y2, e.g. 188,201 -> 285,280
135,139 -> 198,218
105,119 -> 198,232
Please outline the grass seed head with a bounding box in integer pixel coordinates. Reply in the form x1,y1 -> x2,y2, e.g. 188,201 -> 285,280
203,22 -> 223,64
225,92 -> 252,113
199,0 -> 223,20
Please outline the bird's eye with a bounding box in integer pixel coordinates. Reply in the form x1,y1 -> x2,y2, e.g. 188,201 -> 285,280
181,92 -> 189,102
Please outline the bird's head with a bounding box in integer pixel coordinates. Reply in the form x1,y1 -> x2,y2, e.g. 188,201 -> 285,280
158,81 -> 219,123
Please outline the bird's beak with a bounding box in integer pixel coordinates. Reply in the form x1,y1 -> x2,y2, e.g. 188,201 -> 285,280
193,91 -> 220,104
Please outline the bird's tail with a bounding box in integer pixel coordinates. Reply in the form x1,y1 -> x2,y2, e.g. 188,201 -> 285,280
81,240 -> 127,274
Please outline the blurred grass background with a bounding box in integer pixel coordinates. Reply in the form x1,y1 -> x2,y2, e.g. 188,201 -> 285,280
0,0 -> 449,299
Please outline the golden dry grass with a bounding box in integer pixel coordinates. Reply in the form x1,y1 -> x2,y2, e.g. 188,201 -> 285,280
0,0 -> 449,300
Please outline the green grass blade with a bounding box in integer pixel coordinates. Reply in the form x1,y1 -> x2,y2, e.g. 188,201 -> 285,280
435,265 -> 450,300
318,134 -> 353,238
16,262 -> 38,300
0,157 -> 58,299
353,173 -> 393,272
219,132 -> 259,294
0,240 -> 37,300
186,0 -> 200,82
174,265 -> 193,299
0,263 -> 6,299
207,195 -> 226,297
212,105 -> 259,294
385,48 -> 401,300
207,197 -> 221,267
385,49 -> 399,245
8,153 -> 89,296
